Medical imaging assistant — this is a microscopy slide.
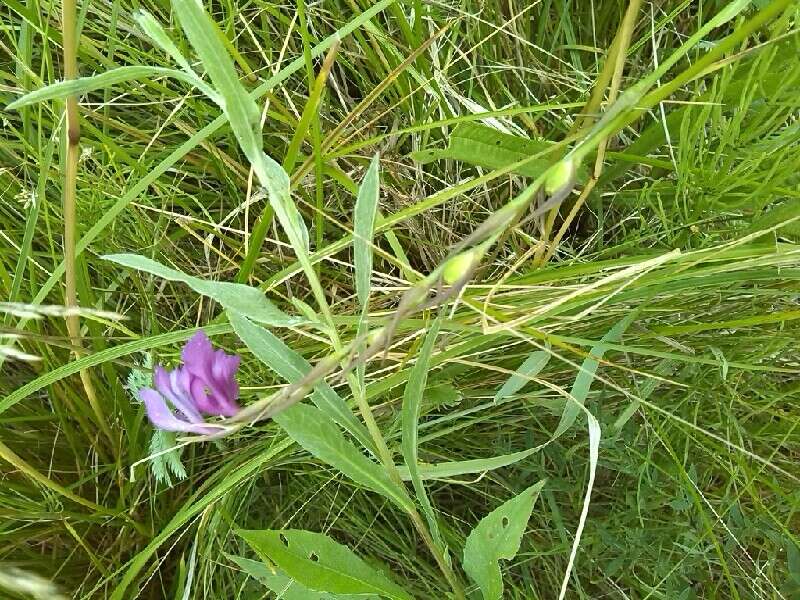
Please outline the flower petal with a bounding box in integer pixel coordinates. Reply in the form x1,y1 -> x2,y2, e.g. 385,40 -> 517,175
140,388 -> 221,435
153,366 -> 204,424
181,330 -> 241,417
181,331 -> 215,374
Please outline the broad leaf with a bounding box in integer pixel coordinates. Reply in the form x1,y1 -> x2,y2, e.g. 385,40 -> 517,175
462,480 -> 545,600
354,154 -> 381,309
493,350 -> 550,403
411,123 -> 582,180
237,529 -> 412,599
103,254 -> 301,327
274,403 -> 413,513
229,312 -> 374,452
227,554 -> 372,599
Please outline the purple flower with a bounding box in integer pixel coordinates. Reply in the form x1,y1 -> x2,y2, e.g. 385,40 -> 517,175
139,331 -> 241,435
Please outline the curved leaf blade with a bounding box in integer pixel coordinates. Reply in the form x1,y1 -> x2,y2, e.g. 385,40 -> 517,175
229,312 -> 374,453
103,253 -> 302,326
354,154 -> 381,308
274,403 -> 413,513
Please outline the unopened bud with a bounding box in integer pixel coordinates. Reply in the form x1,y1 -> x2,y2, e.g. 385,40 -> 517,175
544,157 -> 576,195
366,327 -> 385,347
442,248 -> 483,285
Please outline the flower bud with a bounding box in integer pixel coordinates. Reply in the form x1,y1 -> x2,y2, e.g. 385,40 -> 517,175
544,157 -> 576,195
442,248 -> 482,285
366,327 -> 385,347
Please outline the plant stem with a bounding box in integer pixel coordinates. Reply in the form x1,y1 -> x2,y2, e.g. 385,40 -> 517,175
62,0 -> 115,452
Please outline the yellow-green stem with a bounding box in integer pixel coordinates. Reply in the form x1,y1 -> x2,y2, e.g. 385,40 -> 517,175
62,0 -> 115,451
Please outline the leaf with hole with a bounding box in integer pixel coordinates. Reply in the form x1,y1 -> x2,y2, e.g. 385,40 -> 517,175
274,403 -> 413,512
103,254 -> 301,327
237,529 -> 412,599
462,480 -> 546,600
227,554 -> 373,599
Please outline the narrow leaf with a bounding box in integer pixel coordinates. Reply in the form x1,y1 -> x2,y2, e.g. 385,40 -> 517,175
229,312 -> 374,452
171,0 -> 309,256
238,529 -> 412,600
172,0 -> 261,159
274,403 -> 413,512
554,313 -> 636,436
103,254 -> 301,327
354,155 -> 381,309
396,448 -> 539,482
411,123 -> 584,180
401,318 -> 445,545
493,350 -> 550,403
6,66 -> 189,110
462,480 -> 546,600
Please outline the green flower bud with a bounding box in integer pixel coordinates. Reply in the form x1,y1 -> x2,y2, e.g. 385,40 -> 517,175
442,248 -> 483,285
544,157 -> 576,195
366,327 -> 385,347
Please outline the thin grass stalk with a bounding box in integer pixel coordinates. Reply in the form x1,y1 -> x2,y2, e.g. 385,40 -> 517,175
61,0 -> 116,454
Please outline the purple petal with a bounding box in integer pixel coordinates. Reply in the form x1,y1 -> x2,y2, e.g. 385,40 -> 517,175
153,366 -> 204,424
139,388 -> 221,435
181,330 -> 241,417
181,331 -> 215,373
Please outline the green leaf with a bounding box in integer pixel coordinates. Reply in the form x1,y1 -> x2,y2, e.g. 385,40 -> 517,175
133,10 -> 193,74
401,317 -> 445,547
411,123 -> 581,180
103,254 -> 301,327
6,66 -> 191,110
171,0 -> 309,256
425,383 -> 462,408
229,312 -> 375,453
274,403 -> 413,513
396,448 -> 539,481
554,313 -> 636,437
171,0 -> 260,159
747,201 -> 800,241
255,151 -> 310,253
227,554 -> 372,599
354,154 -> 381,309
237,529 -> 412,599
462,480 -> 546,600
493,350 -> 550,403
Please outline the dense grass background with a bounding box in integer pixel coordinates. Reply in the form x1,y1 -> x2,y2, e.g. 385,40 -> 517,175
2,0 -> 800,598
